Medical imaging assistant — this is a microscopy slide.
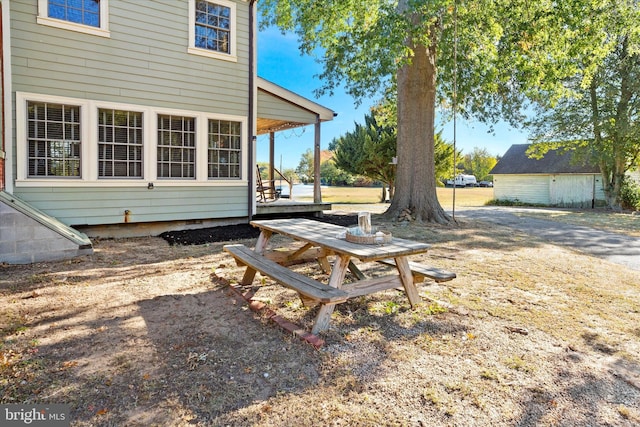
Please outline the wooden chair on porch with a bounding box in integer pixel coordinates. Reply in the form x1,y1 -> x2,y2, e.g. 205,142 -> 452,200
256,165 -> 281,203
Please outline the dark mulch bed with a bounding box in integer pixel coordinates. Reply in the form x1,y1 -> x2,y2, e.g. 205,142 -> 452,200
159,214 -> 358,246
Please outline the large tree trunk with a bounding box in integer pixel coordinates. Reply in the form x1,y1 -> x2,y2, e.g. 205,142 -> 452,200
590,41 -> 631,212
384,30 -> 450,224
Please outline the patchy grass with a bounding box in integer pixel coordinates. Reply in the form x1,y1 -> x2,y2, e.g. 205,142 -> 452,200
1,213 -> 639,426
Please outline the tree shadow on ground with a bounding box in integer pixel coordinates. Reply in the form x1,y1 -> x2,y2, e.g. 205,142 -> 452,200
2,287 -> 323,425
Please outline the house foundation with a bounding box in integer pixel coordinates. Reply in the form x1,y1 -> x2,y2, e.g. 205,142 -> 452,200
0,192 -> 93,264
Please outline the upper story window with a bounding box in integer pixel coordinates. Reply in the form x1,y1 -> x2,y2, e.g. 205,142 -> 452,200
195,1 -> 231,54
188,0 -> 237,62
37,0 -> 110,38
49,0 -> 100,27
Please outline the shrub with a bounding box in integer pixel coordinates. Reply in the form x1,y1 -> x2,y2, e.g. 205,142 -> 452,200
620,178 -> 640,210
485,199 -> 547,207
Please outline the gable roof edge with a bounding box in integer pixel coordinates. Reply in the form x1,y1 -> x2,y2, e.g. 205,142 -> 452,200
257,77 -> 335,122
490,144 -> 600,175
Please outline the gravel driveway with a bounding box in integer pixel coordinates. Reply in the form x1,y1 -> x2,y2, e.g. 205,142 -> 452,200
455,207 -> 640,271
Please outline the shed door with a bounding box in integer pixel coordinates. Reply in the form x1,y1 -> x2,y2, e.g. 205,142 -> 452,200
550,175 -> 595,208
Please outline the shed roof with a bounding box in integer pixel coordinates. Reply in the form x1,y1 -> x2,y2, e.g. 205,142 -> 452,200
490,144 -> 600,175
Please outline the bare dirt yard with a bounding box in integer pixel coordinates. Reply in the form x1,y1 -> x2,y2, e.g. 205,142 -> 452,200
2,210 -> 640,426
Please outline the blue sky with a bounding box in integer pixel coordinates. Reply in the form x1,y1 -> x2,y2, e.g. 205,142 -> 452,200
256,27 -> 529,170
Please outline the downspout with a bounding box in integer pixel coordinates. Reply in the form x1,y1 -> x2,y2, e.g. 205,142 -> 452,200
0,2 -> 5,191
592,174 -> 596,209
247,0 -> 257,219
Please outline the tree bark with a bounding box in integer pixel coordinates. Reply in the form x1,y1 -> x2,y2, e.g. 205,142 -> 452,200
384,26 -> 450,224
590,37 -> 634,211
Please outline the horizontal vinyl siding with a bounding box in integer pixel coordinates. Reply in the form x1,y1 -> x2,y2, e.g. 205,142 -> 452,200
14,186 -> 248,226
10,0 -> 250,115
493,175 -> 550,204
258,90 -> 318,124
9,0 -> 252,226
494,174 -> 607,207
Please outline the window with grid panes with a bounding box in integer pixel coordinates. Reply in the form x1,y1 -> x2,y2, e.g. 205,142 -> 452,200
27,101 -> 81,178
48,0 -> 100,27
157,115 -> 196,179
207,119 -> 241,179
195,1 -> 231,54
98,109 -> 143,178
38,0 -> 109,37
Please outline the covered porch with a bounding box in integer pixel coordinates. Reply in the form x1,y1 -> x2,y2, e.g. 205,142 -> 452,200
255,77 -> 336,216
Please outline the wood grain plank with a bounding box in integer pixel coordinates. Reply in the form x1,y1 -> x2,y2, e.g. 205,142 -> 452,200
224,244 -> 348,304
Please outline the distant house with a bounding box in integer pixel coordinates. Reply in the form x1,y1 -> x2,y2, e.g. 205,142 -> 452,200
490,144 -> 606,208
0,0 -> 334,263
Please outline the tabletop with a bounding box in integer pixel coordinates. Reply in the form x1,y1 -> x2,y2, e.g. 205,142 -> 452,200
250,218 -> 431,262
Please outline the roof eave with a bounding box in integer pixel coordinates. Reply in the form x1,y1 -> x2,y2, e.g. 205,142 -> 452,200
257,77 -> 335,122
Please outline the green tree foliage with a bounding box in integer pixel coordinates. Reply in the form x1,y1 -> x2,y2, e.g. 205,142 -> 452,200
331,113 -> 396,201
434,132 -> 460,185
280,168 -> 299,185
258,162 -> 298,184
620,178 -> 640,210
295,149 -> 314,183
320,161 -> 355,186
526,2 -> 640,209
260,0 -> 611,223
461,147 -> 498,181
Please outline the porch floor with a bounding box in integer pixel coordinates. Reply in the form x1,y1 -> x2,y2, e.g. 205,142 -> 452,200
255,199 -> 331,217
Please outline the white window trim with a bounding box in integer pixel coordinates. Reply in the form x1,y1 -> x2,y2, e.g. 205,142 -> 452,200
37,0 -> 110,38
16,92 -> 91,182
155,112 -> 198,181
198,112 -> 244,181
187,0 -> 237,62
15,92 -> 248,188
90,102 -> 149,182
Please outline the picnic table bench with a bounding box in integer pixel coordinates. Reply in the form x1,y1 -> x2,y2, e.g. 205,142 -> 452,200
224,244 -> 349,304
378,259 -> 457,283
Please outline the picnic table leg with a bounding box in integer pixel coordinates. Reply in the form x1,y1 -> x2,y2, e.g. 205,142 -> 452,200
312,254 -> 351,334
395,256 -> 421,307
240,230 -> 273,285
347,261 -> 366,280
253,230 -> 273,255
317,256 -> 332,274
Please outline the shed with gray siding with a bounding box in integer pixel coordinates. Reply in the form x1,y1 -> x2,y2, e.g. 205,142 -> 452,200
490,144 -> 606,208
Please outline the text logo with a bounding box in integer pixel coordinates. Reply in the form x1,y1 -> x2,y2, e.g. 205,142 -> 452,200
1,405 -> 70,426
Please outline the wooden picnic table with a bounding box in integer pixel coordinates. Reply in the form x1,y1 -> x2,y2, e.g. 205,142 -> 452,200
224,218 -> 453,334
